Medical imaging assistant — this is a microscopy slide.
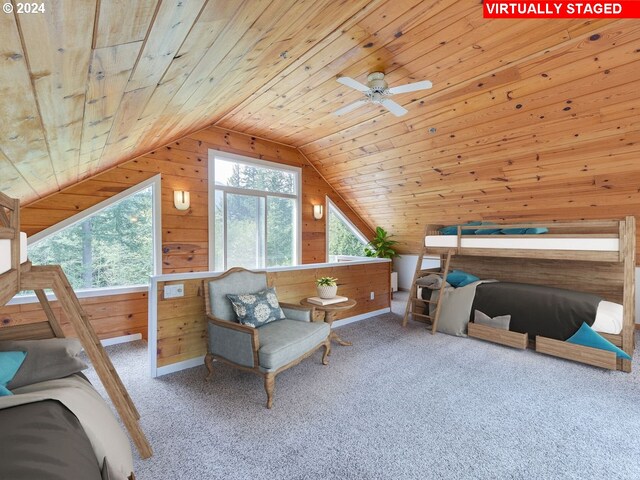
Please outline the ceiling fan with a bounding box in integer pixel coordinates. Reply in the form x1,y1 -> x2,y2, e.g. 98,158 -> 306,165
334,72 -> 433,117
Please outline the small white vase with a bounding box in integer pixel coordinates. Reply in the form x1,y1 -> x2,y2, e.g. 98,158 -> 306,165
317,285 -> 337,299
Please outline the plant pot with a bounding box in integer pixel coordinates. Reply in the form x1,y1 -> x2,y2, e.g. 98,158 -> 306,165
317,285 -> 338,299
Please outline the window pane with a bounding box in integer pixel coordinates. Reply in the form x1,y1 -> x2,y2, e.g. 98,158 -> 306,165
267,197 -> 295,267
215,158 -> 295,194
214,190 -> 224,271
226,193 -> 265,269
328,205 -> 367,258
28,187 -> 154,290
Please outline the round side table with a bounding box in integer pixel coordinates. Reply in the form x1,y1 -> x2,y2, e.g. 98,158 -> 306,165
300,298 -> 357,347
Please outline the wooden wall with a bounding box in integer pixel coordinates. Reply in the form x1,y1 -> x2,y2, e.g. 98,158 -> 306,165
20,124 -> 373,269
2,125 -> 373,339
0,291 -> 148,341
157,261 -> 390,368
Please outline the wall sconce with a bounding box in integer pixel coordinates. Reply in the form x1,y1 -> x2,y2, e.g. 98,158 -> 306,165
313,204 -> 323,220
174,190 -> 190,211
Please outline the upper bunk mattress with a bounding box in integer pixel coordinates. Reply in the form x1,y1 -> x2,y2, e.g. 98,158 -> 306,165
425,235 -> 619,252
0,232 -> 28,274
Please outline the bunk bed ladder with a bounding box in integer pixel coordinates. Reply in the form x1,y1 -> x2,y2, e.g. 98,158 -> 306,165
20,265 -> 153,459
403,248 -> 453,335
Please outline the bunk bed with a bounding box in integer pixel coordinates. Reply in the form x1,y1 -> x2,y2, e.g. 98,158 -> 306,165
404,218 -> 636,372
0,192 -> 152,479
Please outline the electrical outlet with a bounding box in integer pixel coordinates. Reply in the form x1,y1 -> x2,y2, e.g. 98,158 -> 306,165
164,284 -> 184,299
370,291 -> 375,300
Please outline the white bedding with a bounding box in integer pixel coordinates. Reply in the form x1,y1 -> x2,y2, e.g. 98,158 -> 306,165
416,287 -> 623,335
425,235 -> 619,252
1,375 -> 134,480
0,231 -> 27,274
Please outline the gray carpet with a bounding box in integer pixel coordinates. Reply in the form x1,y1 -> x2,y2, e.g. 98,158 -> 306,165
85,293 -> 640,480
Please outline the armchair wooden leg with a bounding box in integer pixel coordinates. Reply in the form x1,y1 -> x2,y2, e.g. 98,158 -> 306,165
205,353 -> 214,381
322,339 -> 330,365
264,373 -> 275,409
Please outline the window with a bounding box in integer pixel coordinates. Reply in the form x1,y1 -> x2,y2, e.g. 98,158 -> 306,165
210,152 -> 300,270
26,177 -> 160,292
327,198 -> 368,261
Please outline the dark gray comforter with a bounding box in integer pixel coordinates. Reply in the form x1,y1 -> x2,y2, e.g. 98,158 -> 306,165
470,281 -> 601,340
0,399 -> 102,480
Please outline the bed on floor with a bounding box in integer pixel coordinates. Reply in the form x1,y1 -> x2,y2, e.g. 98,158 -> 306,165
0,192 -> 150,478
410,218 -> 636,372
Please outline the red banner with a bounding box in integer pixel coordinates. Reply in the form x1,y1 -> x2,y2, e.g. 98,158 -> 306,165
483,1 -> 640,18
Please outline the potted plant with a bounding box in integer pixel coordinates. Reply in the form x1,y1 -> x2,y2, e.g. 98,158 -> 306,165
316,276 -> 338,299
365,227 -> 399,293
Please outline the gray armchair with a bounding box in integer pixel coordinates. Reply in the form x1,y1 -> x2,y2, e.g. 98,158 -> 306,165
204,267 -> 331,408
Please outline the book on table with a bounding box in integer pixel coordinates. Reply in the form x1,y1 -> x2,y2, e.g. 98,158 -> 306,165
307,296 -> 348,306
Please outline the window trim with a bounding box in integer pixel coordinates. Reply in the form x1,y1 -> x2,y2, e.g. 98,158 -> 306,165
325,196 -> 369,261
208,150 -> 302,270
26,174 -> 162,279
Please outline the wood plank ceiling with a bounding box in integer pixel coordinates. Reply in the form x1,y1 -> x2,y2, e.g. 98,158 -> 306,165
1,0 -> 639,252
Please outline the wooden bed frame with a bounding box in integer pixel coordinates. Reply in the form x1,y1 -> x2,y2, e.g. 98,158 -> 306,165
410,218 -> 636,372
0,192 -> 152,467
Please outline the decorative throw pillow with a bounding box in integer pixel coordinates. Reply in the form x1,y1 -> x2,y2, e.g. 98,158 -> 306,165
0,351 -> 27,396
474,310 -> 511,330
567,322 -> 631,360
0,338 -> 88,389
227,287 -> 285,328
446,270 -> 480,288
439,221 -> 482,235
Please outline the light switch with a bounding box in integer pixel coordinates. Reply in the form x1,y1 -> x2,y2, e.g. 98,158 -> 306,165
164,284 -> 184,299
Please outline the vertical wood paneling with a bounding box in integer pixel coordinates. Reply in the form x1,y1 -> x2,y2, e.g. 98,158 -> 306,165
156,261 -> 390,367
21,124 -> 375,276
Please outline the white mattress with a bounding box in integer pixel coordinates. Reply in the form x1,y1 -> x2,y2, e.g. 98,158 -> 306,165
0,232 -> 27,274
425,235 -> 619,252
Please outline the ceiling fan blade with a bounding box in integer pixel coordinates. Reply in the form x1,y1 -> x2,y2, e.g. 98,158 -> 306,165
334,99 -> 368,116
387,80 -> 433,95
380,99 -> 408,116
336,76 -> 370,92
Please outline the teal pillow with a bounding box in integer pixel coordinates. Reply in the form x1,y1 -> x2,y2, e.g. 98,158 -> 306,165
566,322 -> 631,360
439,221 -> 482,235
0,351 -> 27,396
446,270 -> 480,288
227,287 -> 285,328
500,227 -> 527,235
501,227 -> 549,235
475,223 -> 501,235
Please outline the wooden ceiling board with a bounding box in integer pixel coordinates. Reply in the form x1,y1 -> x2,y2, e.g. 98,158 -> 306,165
306,21 -> 640,167
223,0 -> 476,137
79,41 -> 142,177
0,11 -> 57,196
94,0 -> 159,48
17,0 -> 96,188
138,0 -> 244,122
148,0 -> 347,146
1,2 -> 639,255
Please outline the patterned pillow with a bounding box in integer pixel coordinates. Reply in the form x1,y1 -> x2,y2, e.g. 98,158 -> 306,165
227,287 -> 285,328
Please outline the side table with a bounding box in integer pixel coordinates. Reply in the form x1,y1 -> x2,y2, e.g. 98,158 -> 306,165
300,298 -> 357,347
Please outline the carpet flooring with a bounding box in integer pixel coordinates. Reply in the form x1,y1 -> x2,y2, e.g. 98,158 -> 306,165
85,293 -> 640,480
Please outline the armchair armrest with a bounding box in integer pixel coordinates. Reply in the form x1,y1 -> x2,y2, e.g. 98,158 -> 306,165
207,314 -> 259,368
279,302 -> 312,322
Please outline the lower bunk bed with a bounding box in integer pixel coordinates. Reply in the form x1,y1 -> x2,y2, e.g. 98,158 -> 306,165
406,217 -> 636,372
419,277 -> 631,370
0,339 -> 135,480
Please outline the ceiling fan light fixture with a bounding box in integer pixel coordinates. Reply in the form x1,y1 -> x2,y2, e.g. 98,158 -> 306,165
334,71 -> 432,117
